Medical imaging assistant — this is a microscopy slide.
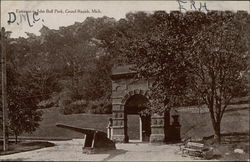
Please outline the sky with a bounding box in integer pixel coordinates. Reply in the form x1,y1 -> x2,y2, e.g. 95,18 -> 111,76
1,1 -> 249,38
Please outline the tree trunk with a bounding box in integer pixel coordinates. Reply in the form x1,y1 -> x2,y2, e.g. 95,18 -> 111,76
15,133 -> 18,144
213,122 -> 221,143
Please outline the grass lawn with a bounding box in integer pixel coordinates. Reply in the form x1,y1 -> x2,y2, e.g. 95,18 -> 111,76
21,107 -> 111,139
0,140 -> 55,156
15,106 -> 249,141
19,107 -> 141,140
179,109 -> 249,140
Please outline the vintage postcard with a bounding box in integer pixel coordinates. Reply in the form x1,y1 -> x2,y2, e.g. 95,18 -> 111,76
1,0 -> 249,161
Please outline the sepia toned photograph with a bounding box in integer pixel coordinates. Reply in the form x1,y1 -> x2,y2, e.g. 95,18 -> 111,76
0,0 -> 249,161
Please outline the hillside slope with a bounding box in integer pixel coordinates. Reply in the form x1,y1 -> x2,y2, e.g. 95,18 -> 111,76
179,109 -> 249,140
18,105 -> 249,140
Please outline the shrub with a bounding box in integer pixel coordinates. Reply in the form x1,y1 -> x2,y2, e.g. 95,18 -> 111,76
62,102 -> 88,115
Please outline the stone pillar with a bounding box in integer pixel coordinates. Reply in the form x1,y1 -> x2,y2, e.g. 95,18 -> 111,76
106,118 -> 113,139
150,113 -> 165,142
111,104 -> 126,142
139,116 -> 142,142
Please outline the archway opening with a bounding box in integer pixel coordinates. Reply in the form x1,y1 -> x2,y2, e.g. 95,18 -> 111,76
124,94 -> 151,142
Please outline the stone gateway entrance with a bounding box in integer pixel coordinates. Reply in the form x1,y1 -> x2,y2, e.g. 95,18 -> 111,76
124,94 -> 151,142
110,65 -> 178,143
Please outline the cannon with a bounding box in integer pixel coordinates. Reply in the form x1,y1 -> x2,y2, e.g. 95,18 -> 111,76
56,123 -> 116,154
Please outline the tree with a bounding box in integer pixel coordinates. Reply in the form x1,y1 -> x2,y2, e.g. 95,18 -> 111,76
8,86 -> 43,143
188,11 -> 249,143
37,18 -> 116,114
105,10 -> 249,143
6,56 -> 43,143
3,34 -> 48,143
105,11 -> 193,114
83,54 -> 113,112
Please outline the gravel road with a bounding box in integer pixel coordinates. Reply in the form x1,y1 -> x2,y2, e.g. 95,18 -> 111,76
0,139 -> 197,161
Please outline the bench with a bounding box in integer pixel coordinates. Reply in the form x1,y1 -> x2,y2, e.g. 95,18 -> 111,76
180,141 -> 213,159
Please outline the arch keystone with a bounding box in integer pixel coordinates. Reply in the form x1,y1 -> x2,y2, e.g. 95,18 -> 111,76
134,89 -> 140,94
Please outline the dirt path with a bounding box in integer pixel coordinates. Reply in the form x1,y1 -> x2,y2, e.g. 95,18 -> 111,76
0,139 -> 197,161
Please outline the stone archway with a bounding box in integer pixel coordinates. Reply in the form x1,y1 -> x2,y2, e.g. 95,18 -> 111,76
111,89 -> 165,143
123,91 -> 151,142
110,65 -> 181,143
110,65 -> 166,143
121,89 -> 151,104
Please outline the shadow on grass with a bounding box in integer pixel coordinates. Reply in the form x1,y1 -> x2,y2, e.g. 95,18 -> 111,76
20,141 -> 55,147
